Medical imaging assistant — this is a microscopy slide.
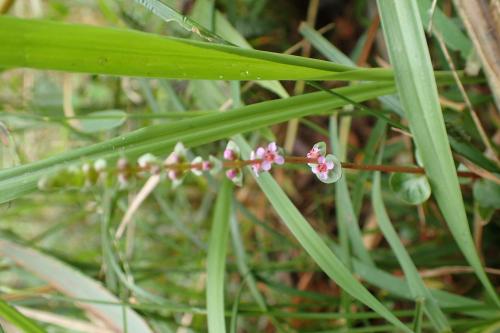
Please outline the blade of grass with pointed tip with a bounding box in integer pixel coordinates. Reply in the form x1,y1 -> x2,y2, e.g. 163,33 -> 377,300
0,16 -> 463,83
0,299 -> 46,333
0,16 -> 380,82
377,0 -> 499,307
206,179 -> 232,333
0,82 -> 395,204
232,136 -> 412,333
0,239 -> 154,333
373,140 -> 450,332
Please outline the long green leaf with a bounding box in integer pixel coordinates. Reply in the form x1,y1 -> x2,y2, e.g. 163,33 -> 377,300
0,16 -> 391,81
377,0 -> 499,306
0,299 -> 46,333
0,239 -> 154,333
0,82 -> 395,204
232,137 -> 412,333
0,16 -> 465,83
206,179 -> 233,333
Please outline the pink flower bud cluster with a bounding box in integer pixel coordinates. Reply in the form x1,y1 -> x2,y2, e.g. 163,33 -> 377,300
306,142 -> 342,184
250,142 -> 285,177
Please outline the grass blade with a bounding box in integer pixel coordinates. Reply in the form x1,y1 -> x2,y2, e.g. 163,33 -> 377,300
206,179 -> 233,333
0,16 -> 385,81
412,298 -> 425,333
0,299 -> 46,333
372,137 -> 450,332
0,239 -> 154,333
377,0 -> 499,306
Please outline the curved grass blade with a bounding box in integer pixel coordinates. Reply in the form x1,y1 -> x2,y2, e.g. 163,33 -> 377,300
206,180 -> 233,333
377,0 -> 500,307
0,299 -> 46,333
232,136 -> 412,333
0,82 -> 396,204
0,239 -> 154,333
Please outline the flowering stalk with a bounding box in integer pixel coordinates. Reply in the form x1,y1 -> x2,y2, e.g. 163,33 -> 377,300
37,141 -> 479,192
132,158 -> 478,177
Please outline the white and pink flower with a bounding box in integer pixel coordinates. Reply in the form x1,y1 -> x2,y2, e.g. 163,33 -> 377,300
250,142 -> 285,176
311,155 -> 335,181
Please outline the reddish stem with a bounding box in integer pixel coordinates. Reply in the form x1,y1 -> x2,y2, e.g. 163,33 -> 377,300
137,156 -> 479,179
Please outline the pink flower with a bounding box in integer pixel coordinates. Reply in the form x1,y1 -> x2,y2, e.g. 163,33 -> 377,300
250,150 -> 261,176
202,161 -> 211,170
255,142 -> 285,172
311,156 -> 335,181
306,142 -> 327,166
307,147 -> 321,160
226,169 -> 238,180
223,149 -> 235,160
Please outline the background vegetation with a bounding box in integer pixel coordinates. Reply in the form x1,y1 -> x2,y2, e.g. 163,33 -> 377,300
0,0 -> 499,332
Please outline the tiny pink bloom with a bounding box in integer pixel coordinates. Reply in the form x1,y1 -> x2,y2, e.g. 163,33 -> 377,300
307,147 -> 321,160
256,142 -> 285,172
312,156 -> 335,180
256,147 -> 266,158
250,150 -> 261,176
226,168 -> 238,180
223,149 -> 235,160
202,161 -> 211,170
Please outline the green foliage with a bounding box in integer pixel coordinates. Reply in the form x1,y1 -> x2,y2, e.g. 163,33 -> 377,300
0,0 -> 498,332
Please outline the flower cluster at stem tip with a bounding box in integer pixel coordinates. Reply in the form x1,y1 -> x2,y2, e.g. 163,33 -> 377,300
37,141 -> 342,191
306,142 -> 342,184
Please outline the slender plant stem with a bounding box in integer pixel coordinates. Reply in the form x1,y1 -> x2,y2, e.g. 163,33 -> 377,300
122,156 -> 479,178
